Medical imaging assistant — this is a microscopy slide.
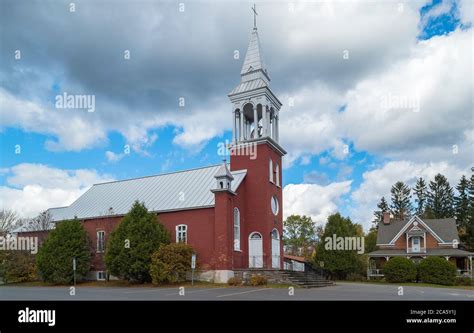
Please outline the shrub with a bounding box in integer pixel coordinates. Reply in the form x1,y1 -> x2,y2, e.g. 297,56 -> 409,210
383,257 -> 417,283
249,274 -> 267,286
0,251 -> 37,284
227,277 -> 242,286
105,201 -> 170,283
150,243 -> 194,284
36,219 -> 91,284
456,276 -> 473,286
346,273 -> 365,282
418,257 -> 457,286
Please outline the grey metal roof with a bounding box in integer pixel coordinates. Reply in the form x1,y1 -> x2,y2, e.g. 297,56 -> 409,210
368,248 -> 474,257
214,162 -> 234,180
240,28 -> 266,76
229,78 -> 267,95
376,217 -> 459,244
49,165 -> 247,222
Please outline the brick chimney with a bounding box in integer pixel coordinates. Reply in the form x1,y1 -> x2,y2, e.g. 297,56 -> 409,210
383,212 -> 391,225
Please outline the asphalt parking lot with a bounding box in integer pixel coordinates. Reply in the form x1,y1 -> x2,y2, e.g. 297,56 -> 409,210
1,282 -> 473,300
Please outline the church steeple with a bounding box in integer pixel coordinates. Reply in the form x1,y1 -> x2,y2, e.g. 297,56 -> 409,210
228,6 -> 283,147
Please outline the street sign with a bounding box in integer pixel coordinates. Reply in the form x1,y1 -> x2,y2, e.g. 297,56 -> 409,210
73,257 -> 76,271
191,254 -> 196,286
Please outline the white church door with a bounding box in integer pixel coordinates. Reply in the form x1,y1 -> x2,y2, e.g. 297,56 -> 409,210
249,232 -> 263,268
271,229 -> 280,269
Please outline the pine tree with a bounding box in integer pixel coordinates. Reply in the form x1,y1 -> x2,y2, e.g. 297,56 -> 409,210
373,197 -> 389,226
464,167 -> 474,250
427,173 -> 455,218
390,181 -> 412,220
413,177 -> 427,216
454,175 -> 470,227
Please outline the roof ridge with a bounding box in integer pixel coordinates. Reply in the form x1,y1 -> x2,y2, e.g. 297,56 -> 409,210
92,163 -> 224,186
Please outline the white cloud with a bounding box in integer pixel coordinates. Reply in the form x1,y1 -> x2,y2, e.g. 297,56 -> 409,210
350,160 -> 467,229
340,29 -> 472,166
105,151 -> 125,163
0,164 -> 114,218
283,181 -> 352,225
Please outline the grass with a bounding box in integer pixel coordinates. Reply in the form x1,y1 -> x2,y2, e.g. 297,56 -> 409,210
337,279 -> 474,290
1,280 -> 296,289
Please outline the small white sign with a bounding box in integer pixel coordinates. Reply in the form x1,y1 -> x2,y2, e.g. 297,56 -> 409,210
73,258 -> 76,271
191,254 -> 196,269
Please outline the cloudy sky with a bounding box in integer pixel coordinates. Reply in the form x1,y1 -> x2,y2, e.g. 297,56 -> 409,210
0,0 -> 472,229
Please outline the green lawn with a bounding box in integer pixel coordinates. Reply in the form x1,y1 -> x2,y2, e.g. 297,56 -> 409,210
1,280 -> 295,289
337,280 -> 474,290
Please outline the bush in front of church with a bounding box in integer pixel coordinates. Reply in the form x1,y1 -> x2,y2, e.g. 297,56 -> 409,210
0,250 -> 37,284
36,219 -> 91,284
418,256 -> 457,286
249,274 -> 267,286
383,257 -> 417,283
105,201 -> 170,283
150,243 -> 194,284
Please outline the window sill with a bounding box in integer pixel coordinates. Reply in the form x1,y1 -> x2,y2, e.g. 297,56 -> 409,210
234,249 -> 242,252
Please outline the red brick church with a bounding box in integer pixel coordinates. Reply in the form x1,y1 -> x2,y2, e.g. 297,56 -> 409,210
36,23 -> 286,283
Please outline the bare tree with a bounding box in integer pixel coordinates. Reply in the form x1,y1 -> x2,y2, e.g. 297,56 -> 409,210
27,210 -> 54,231
0,209 -> 20,234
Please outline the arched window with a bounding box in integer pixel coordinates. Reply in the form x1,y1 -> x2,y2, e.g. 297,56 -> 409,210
269,159 -> 274,183
275,163 -> 280,187
176,224 -> 187,243
233,208 -> 241,250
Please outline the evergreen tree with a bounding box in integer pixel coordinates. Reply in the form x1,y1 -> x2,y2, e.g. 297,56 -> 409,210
36,219 -> 91,284
454,175 -> 470,227
105,201 -> 170,283
314,213 -> 365,280
463,167 -> 474,250
427,173 -> 455,218
390,181 -> 412,220
373,197 -> 389,226
413,177 -> 427,216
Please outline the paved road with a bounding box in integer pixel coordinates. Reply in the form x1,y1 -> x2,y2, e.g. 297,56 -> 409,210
1,282 -> 473,300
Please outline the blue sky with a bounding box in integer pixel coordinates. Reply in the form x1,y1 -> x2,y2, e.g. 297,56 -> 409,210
0,0 -> 472,229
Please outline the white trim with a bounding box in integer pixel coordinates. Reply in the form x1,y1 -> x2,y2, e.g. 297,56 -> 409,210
176,224 -> 187,243
233,207 -> 241,250
96,271 -> 106,281
389,216 -> 444,244
269,159 -> 274,183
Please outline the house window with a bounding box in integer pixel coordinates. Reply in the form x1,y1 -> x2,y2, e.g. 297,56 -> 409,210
97,231 -> 105,253
269,159 -> 274,183
234,208 -> 241,250
176,224 -> 187,243
275,163 -> 280,187
97,271 -> 106,281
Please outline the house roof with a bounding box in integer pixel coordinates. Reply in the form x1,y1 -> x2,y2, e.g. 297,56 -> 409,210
376,217 -> 459,244
368,248 -> 474,257
48,164 -> 247,222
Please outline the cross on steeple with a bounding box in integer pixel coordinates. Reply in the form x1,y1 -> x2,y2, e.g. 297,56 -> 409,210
252,4 -> 258,29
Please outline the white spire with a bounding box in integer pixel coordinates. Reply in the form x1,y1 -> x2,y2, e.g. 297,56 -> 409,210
240,28 -> 268,80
